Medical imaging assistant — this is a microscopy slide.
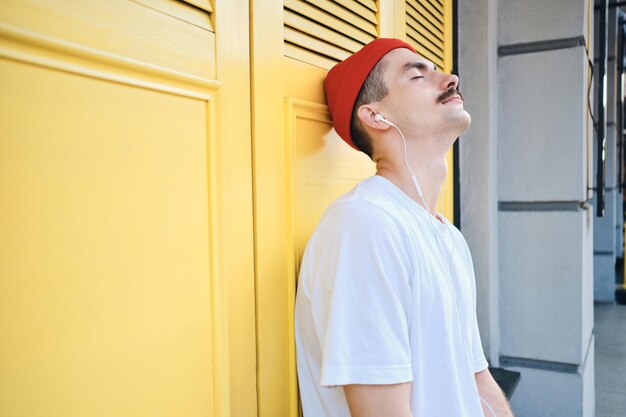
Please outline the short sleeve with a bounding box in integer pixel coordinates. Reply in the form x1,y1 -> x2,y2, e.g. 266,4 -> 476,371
471,312 -> 489,372
306,200 -> 414,387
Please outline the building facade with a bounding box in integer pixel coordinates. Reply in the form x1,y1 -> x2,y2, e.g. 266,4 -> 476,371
1,1 -> 620,416
459,0 -> 624,416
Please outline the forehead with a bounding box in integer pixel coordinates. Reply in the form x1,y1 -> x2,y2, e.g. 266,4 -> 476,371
381,48 -> 436,74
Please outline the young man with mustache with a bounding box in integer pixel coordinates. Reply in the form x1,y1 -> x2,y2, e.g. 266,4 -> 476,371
294,38 -> 515,417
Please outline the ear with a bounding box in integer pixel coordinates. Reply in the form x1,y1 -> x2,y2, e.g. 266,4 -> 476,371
357,105 -> 392,131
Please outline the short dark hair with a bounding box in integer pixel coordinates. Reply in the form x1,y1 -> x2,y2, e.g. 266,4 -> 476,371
350,59 -> 389,159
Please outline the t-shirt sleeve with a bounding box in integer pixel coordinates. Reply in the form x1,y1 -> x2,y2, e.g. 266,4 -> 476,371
471,312 -> 489,372
307,201 -> 414,387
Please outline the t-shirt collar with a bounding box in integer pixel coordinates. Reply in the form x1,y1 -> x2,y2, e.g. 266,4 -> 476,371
370,175 -> 449,229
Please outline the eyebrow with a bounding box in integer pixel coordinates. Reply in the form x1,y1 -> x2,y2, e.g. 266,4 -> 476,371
402,61 -> 437,72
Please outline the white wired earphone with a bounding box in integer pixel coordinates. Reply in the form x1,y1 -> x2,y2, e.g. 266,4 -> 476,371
374,113 -> 497,417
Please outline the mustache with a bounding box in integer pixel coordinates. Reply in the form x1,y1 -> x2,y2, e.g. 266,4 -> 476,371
437,87 -> 463,103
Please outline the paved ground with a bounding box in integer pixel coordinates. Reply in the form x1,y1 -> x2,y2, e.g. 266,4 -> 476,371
595,302 -> 626,417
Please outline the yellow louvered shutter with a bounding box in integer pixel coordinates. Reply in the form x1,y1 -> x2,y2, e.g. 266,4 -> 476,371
405,0 -> 450,72
132,0 -> 214,31
178,0 -> 214,31
284,0 -> 379,69
181,0 -> 213,13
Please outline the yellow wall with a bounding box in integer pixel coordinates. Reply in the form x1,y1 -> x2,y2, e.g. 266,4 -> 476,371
0,1 -> 256,416
0,1 -> 453,416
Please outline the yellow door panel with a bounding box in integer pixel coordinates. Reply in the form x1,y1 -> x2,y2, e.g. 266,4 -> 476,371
0,0 -> 256,416
252,1 -> 455,415
0,55 -> 215,417
0,0 -> 215,79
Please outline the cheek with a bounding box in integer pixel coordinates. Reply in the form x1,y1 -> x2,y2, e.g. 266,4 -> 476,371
387,86 -> 436,119
393,92 -> 423,112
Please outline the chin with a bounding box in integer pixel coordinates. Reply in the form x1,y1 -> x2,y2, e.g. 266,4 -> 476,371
461,111 -> 471,130
449,110 -> 471,136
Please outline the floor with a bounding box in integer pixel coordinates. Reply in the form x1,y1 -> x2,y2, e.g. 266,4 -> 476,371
595,302 -> 626,417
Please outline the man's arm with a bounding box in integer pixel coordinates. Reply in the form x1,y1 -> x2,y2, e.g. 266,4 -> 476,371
475,369 -> 515,417
344,382 -> 413,417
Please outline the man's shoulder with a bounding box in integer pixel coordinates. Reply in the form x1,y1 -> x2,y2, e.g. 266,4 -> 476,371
321,184 -> 402,232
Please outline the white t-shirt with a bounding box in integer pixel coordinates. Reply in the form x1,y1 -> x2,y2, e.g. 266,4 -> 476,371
295,175 -> 488,417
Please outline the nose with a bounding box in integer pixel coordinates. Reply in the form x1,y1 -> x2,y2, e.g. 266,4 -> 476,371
440,72 -> 458,91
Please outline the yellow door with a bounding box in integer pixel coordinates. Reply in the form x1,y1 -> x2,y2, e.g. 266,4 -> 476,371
0,1 -> 256,416
250,1 -> 454,415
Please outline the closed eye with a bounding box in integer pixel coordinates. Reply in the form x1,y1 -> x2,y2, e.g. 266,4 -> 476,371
403,61 -> 435,79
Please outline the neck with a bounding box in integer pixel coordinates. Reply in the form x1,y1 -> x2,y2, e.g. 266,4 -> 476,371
375,139 -> 450,217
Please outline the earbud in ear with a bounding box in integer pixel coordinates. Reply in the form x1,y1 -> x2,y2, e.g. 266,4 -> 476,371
375,114 -> 396,127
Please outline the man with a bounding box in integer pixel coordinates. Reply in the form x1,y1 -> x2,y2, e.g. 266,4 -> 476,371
294,38 -> 515,417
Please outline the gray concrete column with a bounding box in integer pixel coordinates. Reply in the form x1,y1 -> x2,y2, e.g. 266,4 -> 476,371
459,0 -> 595,416
497,0 -> 594,414
458,0 -> 500,366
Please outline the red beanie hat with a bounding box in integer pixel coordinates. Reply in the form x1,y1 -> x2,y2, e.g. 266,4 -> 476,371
324,38 -> 416,151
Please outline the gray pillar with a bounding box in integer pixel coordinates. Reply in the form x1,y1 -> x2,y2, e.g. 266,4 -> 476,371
458,0 -> 500,366
460,1 -> 595,416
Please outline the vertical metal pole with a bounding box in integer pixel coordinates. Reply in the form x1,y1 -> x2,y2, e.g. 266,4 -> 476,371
619,18 -> 626,305
618,20 -> 624,192
598,0 -> 608,217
